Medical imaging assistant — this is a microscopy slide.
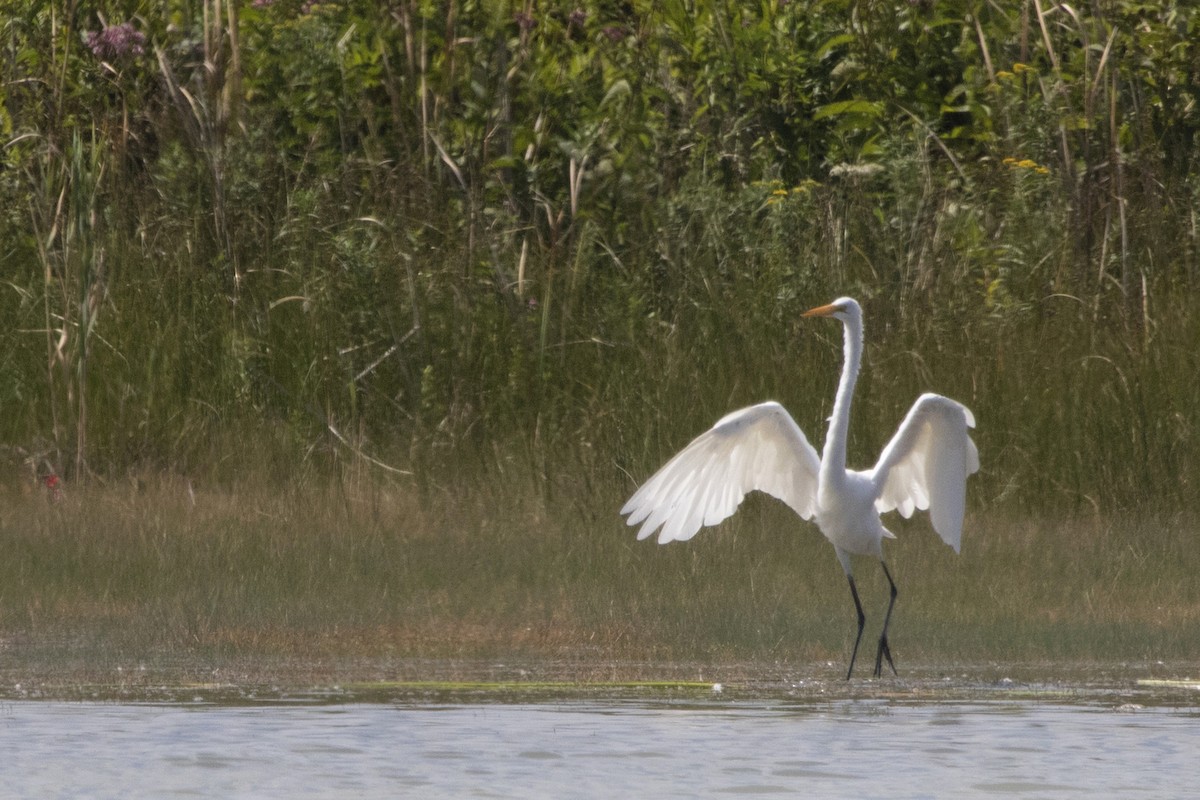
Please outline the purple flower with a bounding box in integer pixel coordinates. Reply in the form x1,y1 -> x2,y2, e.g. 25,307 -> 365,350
515,11 -> 536,32
85,22 -> 146,60
568,9 -> 587,28
601,25 -> 628,43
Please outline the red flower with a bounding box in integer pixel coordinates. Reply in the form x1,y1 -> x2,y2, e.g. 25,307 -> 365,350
43,474 -> 64,502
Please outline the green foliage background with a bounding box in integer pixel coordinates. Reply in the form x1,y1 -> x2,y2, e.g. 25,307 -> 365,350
2,0 -> 1198,513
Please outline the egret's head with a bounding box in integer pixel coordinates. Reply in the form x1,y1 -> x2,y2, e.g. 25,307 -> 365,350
802,297 -> 861,324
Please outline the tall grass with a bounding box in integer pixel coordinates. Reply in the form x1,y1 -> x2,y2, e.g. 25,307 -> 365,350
3,1 -> 1197,502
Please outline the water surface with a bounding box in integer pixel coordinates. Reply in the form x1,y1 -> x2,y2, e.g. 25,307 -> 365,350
4,689 -> 1199,798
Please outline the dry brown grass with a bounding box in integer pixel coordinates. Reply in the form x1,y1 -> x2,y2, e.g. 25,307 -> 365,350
2,471 -> 1198,697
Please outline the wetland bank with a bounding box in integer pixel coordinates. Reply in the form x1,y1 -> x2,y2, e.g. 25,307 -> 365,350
2,476 -> 1198,700
4,1 -> 1200,710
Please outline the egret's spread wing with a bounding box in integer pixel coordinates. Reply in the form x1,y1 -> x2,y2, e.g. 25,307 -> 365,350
871,393 -> 980,552
621,402 -> 822,544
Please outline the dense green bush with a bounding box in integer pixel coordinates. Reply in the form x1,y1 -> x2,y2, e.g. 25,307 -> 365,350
1,0 -> 1197,512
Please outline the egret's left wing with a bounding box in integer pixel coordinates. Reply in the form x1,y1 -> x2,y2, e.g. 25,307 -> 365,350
871,393 -> 980,552
621,402 -> 822,544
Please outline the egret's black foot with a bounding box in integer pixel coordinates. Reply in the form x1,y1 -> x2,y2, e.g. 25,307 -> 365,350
873,635 -> 896,678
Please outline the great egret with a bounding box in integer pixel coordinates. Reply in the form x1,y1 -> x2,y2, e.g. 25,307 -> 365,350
620,297 -> 979,679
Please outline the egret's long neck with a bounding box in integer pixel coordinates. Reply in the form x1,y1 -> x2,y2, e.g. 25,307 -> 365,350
821,314 -> 862,480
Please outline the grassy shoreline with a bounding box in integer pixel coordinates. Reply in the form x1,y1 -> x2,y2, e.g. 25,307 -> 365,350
3,476 -> 1198,699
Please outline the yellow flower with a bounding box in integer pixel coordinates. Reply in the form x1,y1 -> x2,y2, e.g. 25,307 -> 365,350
772,189 -> 789,196
996,70 -> 1014,80
1017,159 -> 1038,169
1012,62 -> 1032,74
1035,166 -> 1050,175
1002,157 -> 1018,165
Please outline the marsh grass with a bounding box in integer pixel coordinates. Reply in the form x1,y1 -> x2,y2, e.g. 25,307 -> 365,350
4,188 -> 1198,690
4,2 -> 1200,698
3,466 -> 1198,691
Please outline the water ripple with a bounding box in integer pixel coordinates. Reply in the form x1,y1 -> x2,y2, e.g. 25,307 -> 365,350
2,700 -> 1198,798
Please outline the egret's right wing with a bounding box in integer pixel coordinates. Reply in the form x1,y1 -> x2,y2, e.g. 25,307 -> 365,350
871,393 -> 980,552
620,402 -> 822,544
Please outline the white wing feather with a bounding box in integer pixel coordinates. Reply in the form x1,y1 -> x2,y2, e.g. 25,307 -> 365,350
871,393 -> 980,552
621,402 -> 822,544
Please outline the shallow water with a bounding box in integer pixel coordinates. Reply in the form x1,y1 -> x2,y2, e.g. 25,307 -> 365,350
4,690 -> 1199,799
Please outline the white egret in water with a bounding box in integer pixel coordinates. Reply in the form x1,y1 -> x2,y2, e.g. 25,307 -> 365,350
620,297 -> 979,679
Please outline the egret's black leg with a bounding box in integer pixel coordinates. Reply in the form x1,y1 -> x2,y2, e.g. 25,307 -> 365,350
845,575 -> 867,680
873,561 -> 899,678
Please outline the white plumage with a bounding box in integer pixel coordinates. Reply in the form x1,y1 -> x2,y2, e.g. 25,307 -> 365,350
623,402 -> 821,543
620,297 -> 980,679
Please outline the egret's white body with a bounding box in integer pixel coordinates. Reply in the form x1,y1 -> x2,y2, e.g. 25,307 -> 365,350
620,297 -> 980,678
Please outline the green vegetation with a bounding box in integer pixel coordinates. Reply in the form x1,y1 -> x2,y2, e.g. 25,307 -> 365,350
1,1 -> 1199,686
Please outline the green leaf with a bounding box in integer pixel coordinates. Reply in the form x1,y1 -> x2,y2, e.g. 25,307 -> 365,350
601,79 -> 631,108
813,99 -> 885,121
815,33 -> 856,59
